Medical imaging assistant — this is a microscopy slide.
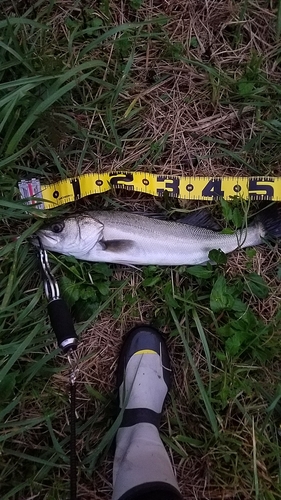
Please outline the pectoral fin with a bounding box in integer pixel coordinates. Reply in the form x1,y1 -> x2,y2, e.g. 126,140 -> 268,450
98,239 -> 135,252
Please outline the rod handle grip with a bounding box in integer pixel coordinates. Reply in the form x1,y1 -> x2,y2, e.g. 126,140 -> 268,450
47,299 -> 78,352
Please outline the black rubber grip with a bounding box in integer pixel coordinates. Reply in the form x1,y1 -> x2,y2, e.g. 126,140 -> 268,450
47,299 -> 78,352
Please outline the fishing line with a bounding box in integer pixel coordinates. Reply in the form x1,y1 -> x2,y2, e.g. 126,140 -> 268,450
18,173 -> 281,209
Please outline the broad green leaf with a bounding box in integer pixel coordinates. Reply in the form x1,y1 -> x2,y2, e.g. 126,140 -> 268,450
232,207 -> 243,228
60,276 -> 80,306
142,276 -> 161,287
238,80 -> 254,96
244,273 -> 269,299
96,281 -> 110,295
209,249 -> 227,265
220,228 -> 235,234
186,266 -> 213,279
246,248 -> 257,259
210,275 -> 234,312
79,286 -> 97,301
225,332 -> 243,356
221,198 -> 233,222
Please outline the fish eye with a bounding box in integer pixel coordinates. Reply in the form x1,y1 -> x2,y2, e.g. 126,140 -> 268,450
50,222 -> 65,233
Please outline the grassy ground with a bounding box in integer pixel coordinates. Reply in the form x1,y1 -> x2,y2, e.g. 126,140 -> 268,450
1,0 -> 281,498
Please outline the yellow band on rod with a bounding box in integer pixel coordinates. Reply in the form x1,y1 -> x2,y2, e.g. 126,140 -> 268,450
133,350 -> 158,355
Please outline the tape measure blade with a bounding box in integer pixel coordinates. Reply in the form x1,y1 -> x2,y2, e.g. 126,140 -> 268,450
19,173 -> 281,210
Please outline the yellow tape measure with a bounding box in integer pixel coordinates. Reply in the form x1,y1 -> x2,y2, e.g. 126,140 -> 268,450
18,172 -> 281,210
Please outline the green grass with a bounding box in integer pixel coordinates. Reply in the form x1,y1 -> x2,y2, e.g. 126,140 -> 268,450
1,1 -> 281,499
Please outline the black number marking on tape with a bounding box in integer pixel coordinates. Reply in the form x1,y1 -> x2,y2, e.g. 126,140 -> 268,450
70,178 -> 81,200
109,173 -> 134,186
248,178 -> 274,200
156,176 -> 179,197
202,179 -> 224,198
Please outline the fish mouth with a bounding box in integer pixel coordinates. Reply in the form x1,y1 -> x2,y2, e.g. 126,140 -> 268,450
29,232 -> 58,247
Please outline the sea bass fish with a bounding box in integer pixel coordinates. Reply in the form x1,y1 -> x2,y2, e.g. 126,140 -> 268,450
35,207 -> 281,266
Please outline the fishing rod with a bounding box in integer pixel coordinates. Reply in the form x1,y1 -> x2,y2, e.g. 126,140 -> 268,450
37,238 -> 78,352
36,238 -> 78,500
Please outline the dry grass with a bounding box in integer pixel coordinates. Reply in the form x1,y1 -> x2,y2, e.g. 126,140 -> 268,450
14,0 -> 277,185
226,244 -> 281,321
20,0 -> 280,179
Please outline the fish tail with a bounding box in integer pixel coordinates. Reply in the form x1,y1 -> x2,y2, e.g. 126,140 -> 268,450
255,203 -> 281,240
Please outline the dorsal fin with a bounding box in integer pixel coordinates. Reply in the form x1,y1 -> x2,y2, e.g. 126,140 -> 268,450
178,209 -> 221,231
